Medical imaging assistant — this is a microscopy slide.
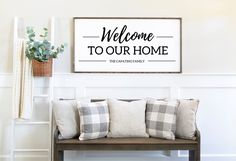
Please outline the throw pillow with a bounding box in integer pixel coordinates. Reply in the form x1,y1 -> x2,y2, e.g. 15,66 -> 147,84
175,99 -> 199,140
52,98 -> 90,139
146,99 -> 179,140
107,99 -> 149,138
77,101 -> 109,140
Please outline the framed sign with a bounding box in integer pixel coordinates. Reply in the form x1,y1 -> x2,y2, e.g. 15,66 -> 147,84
74,17 -> 182,73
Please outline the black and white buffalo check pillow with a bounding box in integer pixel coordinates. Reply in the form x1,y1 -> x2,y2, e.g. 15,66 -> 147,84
146,99 -> 179,140
77,101 -> 109,140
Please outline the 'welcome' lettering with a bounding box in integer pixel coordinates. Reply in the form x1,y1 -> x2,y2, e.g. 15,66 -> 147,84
101,25 -> 154,43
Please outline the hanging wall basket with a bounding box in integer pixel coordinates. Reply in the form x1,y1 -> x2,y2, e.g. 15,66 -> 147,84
32,59 -> 52,77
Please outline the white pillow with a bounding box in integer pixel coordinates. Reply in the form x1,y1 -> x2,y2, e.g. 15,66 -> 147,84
107,99 -> 149,138
176,99 -> 199,140
53,98 -> 90,139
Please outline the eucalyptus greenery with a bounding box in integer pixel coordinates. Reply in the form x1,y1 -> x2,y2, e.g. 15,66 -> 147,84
25,27 -> 64,62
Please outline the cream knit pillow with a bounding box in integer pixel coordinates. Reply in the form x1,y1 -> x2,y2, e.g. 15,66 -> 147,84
176,99 -> 199,140
107,99 -> 149,138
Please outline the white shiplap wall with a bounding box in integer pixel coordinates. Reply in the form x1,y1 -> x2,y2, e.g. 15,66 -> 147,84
1,73 -> 236,161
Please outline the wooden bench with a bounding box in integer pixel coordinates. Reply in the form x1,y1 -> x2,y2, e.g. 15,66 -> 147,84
53,99 -> 200,161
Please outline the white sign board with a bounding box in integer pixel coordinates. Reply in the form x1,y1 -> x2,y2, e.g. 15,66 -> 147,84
74,17 -> 182,73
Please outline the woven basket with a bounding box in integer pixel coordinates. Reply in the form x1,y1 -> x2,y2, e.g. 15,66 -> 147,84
32,59 -> 52,77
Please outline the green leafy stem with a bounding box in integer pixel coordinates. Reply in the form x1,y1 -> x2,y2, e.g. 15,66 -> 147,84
25,27 -> 64,62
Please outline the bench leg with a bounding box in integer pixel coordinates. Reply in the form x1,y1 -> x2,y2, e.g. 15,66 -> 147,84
54,149 -> 64,161
189,149 -> 200,161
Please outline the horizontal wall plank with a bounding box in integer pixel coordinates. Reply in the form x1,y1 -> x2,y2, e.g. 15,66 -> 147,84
53,73 -> 236,88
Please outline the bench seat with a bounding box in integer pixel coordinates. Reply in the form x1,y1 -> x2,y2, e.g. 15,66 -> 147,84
54,128 -> 200,161
57,137 -> 197,145
56,137 -> 198,150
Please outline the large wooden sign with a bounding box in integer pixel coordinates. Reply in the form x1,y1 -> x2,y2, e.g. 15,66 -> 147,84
74,17 -> 182,73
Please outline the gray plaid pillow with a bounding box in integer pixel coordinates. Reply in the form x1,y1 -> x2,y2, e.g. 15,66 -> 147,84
146,99 -> 179,140
77,101 -> 109,140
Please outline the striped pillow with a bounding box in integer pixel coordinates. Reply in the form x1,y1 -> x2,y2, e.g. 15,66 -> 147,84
146,99 -> 179,140
77,101 -> 109,140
